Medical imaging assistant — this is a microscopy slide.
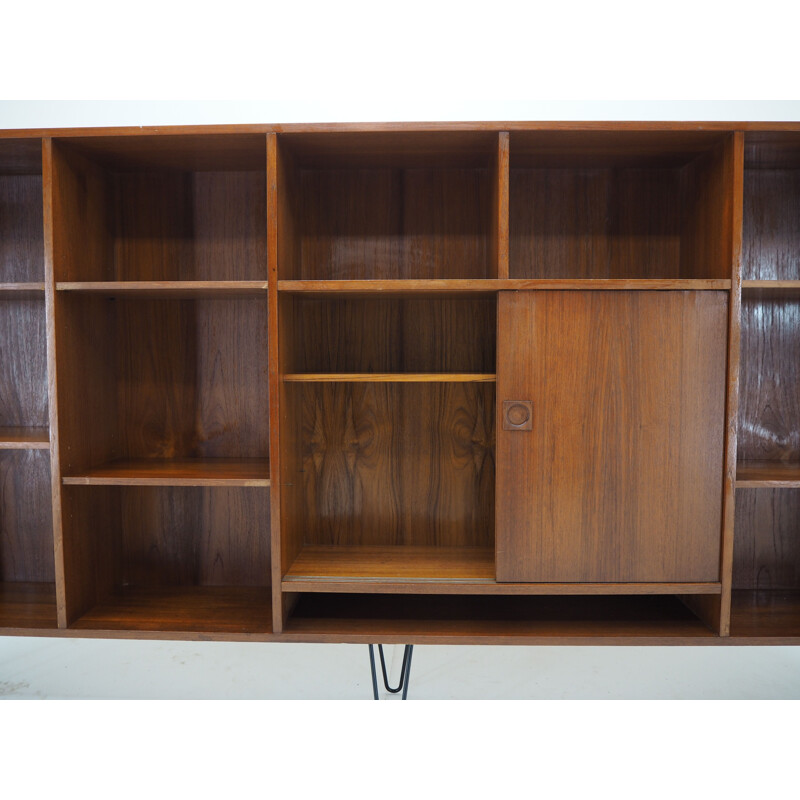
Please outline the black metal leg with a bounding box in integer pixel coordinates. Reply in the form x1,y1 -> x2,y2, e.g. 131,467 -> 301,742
367,644 -> 414,699
368,644 -> 380,700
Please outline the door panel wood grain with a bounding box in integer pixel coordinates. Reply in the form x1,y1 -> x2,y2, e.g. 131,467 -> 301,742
496,291 -> 728,583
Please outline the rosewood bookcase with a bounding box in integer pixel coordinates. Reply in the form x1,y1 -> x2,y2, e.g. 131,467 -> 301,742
1,122 -> 798,645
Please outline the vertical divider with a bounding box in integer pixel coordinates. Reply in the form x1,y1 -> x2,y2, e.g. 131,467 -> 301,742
266,133 -> 285,632
41,137 -> 67,628
718,130 -> 745,635
492,132 -> 510,279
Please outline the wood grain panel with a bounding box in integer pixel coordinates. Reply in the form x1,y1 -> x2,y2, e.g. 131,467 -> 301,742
288,296 -> 496,374
738,296 -> 800,462
496,291 -> 728,582
733,489 -> 800,590
296,168 -> 490,280
0,296 -> 48,428
293,382 -> 495,549
0,450 -> 54,582
742,168 -> 800,280
0,175 -> 44,282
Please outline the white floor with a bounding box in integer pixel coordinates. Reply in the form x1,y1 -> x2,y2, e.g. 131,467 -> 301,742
1,637 -> 799,699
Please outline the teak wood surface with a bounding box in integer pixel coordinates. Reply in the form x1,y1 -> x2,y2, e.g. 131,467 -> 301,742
1,123 -> 800,644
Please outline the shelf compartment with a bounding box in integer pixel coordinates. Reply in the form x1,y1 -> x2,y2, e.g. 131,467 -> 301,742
277,131 -> 499,280
737,294 -> 800,464
63,458 -> 270,487
0,582 -> 58,630
283,373 -> 496,383
0,427 -> 49,450
70,586 -> 272,634
282,295 -> 495,375
51,137 -> 267,282
736,461 -> 800,488
60,485 -> 271,632
730,590 -> 800,639
56,281 -> 268,298
0,451 -> 56,623
509,130 -> 733,280
55,294 -> 269,477
0,294 -> 48,432
280,382 -> 495,574
742,134 -> 800,281
0,155 -> 44,284
283,593 -> 717,642
283,545 -> 721,595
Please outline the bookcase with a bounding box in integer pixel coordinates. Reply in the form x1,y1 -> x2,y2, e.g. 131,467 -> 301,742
1,121 -> 799,645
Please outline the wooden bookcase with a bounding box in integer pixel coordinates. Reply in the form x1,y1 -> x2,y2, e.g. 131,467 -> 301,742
1,121 -> 799,645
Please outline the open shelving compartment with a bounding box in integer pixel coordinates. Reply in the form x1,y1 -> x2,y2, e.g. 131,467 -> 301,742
278,290 -> 497,591
732,132 -> 800,638
508,130 -> 734,282
275,130 -> 504,282
49,134 -> 273,632
0,137 -> 57,630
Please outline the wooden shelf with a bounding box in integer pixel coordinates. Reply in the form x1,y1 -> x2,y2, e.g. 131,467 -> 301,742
279,278 -> 731,294
70,586 -> 272,634
0,427 -> 49,450
736,461 -> 800,488
0,282 -> 45,297
285,546 -> 495,585
62,458 -> 270,487
283,373 -> 496,383
0,582 -> 58,630
283,546 -> 722,595
56,281 -> 268,298
742,280 -> 800,298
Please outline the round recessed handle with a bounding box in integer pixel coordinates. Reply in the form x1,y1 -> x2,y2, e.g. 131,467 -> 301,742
503,400 -> 533,431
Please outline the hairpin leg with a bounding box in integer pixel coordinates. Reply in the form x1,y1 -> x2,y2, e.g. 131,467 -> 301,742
368,644 -> 414,700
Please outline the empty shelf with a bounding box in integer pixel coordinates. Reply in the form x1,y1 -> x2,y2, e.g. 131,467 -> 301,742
70,586 -> 272,634
63,458 -> 270,487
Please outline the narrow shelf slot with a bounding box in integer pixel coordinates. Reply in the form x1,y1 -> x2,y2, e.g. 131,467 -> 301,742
56,281 -> 268,298
736,461 -> 800,488
0,427 -> 49,450
70,586 -> 272,634
284,593 -> 717,641
0,582 -> 58,630
283,373 -> 496,383
63,458 -> 270,487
